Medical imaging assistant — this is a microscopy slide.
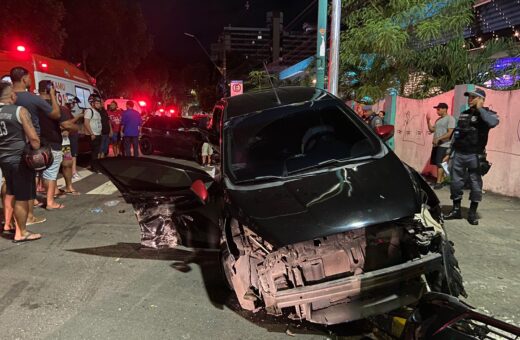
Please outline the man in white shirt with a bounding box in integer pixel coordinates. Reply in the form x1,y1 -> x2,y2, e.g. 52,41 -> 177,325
84,95 -> 103,172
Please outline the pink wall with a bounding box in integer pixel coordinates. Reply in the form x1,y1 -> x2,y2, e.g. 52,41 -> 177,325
478,88 -> 520,197
394,90 -> 455,177
393,87 -> 520,198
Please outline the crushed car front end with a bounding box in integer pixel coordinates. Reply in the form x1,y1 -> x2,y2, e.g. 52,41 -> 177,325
222,207 -> 452,325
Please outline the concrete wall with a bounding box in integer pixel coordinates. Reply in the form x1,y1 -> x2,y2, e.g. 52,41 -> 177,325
391,86 -> 520,198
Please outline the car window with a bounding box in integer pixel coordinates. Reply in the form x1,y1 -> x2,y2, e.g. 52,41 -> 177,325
167,119 -> 183,130
225,100 -> 378,182
181,118 -> 197,128
144,117 -> 160,129
75,86 -> 91,109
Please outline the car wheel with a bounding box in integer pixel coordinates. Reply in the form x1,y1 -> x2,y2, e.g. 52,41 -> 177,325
140,138 -> 153,155
428,238 -> 467,298
220,242 -> 235,292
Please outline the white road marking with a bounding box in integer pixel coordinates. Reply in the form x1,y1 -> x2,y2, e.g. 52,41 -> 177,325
86,181 -> 118,195
57,169 -> 93,188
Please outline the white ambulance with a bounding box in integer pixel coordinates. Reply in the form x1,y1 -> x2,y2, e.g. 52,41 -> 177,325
0,47 -> 100,109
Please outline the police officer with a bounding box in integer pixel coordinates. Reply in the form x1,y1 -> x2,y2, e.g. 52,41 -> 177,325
444,88 -> 499,225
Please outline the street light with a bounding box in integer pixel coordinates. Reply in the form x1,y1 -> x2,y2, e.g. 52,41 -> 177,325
184,32 -> 225,77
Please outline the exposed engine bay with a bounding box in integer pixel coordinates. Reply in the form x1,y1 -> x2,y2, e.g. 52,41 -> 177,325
221,207 -> 452,325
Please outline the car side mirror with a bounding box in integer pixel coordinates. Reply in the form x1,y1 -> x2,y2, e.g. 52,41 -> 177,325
190,179 -> 208,204
375,125 -> 394,141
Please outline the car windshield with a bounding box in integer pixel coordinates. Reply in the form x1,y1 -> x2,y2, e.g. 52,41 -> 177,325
225,100 -> 379,183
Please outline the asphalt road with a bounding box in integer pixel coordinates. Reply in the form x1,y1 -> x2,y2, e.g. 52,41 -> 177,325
0,161 -> 518,339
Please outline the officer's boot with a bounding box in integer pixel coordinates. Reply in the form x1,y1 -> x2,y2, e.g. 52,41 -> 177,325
445,200 -> 462,220
467,202 -> 479,225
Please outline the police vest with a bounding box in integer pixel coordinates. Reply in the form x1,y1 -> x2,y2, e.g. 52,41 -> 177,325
452,107 -> 494,154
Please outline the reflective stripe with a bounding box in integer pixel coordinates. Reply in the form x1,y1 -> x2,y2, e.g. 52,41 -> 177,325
15,106 -> 22,124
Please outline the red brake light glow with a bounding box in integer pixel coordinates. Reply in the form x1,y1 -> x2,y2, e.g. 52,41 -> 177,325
138,100 -> 147,107
16,45 -> 26,52
41,62 -> 48,69
170,109 -> 175,114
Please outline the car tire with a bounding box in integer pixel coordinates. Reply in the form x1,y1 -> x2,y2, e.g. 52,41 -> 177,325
219,242 -> 235,292
140,137 -> 153,155
428,238 -> 467,298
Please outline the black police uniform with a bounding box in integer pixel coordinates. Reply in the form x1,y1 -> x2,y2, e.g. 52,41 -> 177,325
445,105 -> 499,225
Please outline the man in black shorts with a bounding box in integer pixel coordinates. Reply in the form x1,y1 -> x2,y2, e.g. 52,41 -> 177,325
0,81 -> 42,242
427,103 -> 455,189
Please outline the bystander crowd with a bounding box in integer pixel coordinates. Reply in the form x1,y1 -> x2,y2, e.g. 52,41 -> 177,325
362,105 -> 383,131
10,66 -> 61,225
83,95 -> 103,171
0,81 -> 42,242
99,102 -> 112,158
427,102 -> 455,189
107,101 -> 122,156
121,101 -> 142,157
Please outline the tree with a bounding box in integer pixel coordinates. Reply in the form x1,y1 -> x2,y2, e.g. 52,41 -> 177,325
61,0 -> 152,96
411,38 -> 520,97
247,70 -> 277,91
0,0 -> 66,57
339,0 -> 474,101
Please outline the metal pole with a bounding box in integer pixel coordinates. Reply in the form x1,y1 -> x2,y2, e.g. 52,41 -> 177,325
328,0 -> 341,95
184,32 -> 224,77
315,0 -> 328,90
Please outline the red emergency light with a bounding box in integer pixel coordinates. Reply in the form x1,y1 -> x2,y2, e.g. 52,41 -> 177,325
159,108 -> 165,113
169,109 -> 175,114
138,100 -> 147,107
40,62 -> 48,69
16,45 -> 26,52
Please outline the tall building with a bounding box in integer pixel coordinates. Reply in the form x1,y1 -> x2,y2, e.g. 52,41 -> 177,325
210,11 -> 316,79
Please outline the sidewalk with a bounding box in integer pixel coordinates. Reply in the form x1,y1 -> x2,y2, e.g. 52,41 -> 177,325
434,185 -> 520,326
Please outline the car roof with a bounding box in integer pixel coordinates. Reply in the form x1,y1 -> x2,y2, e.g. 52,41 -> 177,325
223,86 -> 335,120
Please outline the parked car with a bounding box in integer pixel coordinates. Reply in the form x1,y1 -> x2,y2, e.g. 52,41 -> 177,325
96,87 -> 466,325
139,116 -> 205,161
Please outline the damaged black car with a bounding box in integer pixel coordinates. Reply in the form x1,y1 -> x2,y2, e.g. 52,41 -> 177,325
96,87 -> 466,325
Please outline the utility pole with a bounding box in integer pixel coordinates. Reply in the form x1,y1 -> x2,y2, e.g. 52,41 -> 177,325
328,0 -> 341,95
184,32 -> 224,78
315,0 -> 328,90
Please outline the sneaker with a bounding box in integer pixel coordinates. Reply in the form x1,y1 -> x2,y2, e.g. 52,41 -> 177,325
72,173 -> 81,180
26,216 -> 47,226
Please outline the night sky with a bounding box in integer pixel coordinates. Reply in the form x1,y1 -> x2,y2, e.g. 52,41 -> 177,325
138,0 -> 316,64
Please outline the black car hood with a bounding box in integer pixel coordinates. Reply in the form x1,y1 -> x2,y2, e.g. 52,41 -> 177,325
226,153 -> 419,248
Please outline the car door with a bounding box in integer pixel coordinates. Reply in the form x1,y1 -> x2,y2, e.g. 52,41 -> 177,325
96,157 -> 221,249
179,118 -> 203,158
163,119 -> 184,156
153,117 -> 170,153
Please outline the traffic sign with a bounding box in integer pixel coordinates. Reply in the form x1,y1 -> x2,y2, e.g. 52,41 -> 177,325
230,80 -> 243,96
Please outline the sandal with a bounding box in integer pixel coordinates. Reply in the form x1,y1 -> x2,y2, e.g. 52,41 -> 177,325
34,201 -> 45,208
13,231 -> 42,243
46,203 -> 65,211
26,216 -> 46,225
64,190 -> 81,196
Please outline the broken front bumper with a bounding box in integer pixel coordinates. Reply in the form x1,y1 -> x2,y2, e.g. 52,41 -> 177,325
264,253 -> 442,325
